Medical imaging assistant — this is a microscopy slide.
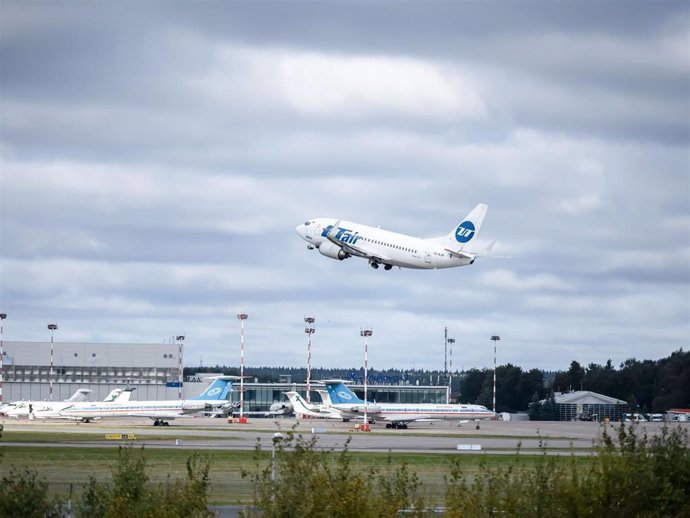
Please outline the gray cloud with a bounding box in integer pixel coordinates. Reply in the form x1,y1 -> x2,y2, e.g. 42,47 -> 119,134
1,1 -> 687,372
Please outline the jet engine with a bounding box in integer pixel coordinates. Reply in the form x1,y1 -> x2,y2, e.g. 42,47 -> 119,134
318,241 -> 349,260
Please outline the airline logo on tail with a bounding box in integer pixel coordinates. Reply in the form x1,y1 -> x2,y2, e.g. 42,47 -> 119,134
455,221 -> 476,243
337,390 -> 353,401
325,382 -> 364,404
189,377 -> 234,401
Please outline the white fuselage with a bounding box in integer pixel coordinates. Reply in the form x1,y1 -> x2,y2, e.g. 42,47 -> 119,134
53,399 -> 213,421
330,402 -> 495,422
296,218 -> 474,269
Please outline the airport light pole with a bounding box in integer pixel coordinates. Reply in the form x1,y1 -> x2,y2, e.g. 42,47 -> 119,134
0,313 -> 6,405
447,337 -> 455,403
491,335 -> 500,413
176,335 -> 185,400
237,313 -> 248,423
48,323 -> 58,401
304,317 -> 315,403
444,327 -> 448,378
360,328 -> 373,429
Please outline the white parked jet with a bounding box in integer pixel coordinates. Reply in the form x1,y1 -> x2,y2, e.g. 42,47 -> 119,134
1,389 -> 93,420
323,381 -> 495,429
284,391 -> 342,420
52,376 -> 237,425
33,388 -> 133,420
296,204 -> 492,270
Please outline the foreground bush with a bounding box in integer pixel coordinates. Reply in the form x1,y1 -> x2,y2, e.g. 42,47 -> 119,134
241,433 -> 426,518
76,446 -> 213,518
444,424 -> 690,518
0,467 -> 63,518
245,424 -> 689,518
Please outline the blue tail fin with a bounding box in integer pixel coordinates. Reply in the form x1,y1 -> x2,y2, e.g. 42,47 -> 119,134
325,381 -> 365,404
189,377 -> 233,401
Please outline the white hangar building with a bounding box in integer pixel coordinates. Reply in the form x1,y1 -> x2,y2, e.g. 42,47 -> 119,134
0,340 -> 203,402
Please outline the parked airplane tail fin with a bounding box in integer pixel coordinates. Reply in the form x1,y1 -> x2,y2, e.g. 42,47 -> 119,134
324,381 -> 365,405
439,203 -> 488,251
102,389 -> 123,402
113,388 -> 135,403
68,389 -> 93,402
285,391 -> 314,414
189,376 -> 236,401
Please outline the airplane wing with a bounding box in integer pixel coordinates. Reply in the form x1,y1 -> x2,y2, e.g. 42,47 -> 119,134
326,221 -> 392,262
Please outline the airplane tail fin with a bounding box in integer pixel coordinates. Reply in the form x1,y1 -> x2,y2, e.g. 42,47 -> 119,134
68,389 -> 92,402
325,381 -> 364,404
189,376 -> 235,401
102,389 -> 122,402
316,389 -> 333,407
438,203 -> 488,251
113,388 -> 135,403
285,391 -> 316,414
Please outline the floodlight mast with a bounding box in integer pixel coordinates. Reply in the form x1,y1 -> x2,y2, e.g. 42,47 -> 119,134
447,337 -> 456,403
491,335 -> 500,413
176,335 -> 185,400
304,317 -> 315,403
0,313 -> 6,404
48,323 -> 58,401
360,329 -> 373,427
237,313 -> 248,423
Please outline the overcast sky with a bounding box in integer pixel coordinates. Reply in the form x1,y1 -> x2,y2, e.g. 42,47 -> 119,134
1,1 -> 688,373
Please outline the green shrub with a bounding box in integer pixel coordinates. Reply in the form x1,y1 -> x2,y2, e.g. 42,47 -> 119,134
76,446 -> 213,518
241,432 -> 426,518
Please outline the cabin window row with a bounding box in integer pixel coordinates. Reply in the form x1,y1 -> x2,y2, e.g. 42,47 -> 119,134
360,236 -> 417,254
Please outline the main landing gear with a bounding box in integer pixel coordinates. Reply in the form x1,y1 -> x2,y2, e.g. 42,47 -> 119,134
153,419 -> 170,426
370,260 -> 393,271
385,423 -> 408,429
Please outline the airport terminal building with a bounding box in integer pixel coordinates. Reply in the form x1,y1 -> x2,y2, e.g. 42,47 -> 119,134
0,341 -> 448,412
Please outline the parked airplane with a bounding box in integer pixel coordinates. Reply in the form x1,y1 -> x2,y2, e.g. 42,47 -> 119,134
34,388 -> 133,420
284,391 -> 342,420
323,381 -> 495,429
266,400 -> 293,417
51,376 -> 237,425
1,388 -> 93,420
296,203 -> 493,270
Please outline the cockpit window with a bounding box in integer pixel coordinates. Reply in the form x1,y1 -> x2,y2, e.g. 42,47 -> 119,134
304,221 -> 311,226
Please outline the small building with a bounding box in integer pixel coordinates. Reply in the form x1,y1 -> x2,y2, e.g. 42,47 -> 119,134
552,390 -> 627,422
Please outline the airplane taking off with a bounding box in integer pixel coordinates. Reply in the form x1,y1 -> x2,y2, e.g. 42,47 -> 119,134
51,376 -> 237,425
323,381 -> 495,429
296,204 -> 492,270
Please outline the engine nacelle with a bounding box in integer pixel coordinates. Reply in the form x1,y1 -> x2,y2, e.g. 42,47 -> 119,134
318,241 -> 349,261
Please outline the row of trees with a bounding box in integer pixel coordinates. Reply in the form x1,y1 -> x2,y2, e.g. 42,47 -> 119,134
188,349 -> 688,413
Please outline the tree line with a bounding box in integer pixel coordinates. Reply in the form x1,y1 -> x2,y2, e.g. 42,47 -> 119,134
186,348 -> 688,413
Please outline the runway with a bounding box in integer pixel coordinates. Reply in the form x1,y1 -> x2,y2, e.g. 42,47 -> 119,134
2,416 -> 677,455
